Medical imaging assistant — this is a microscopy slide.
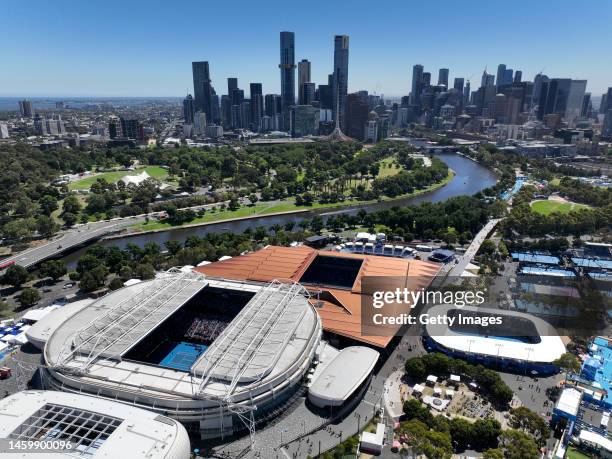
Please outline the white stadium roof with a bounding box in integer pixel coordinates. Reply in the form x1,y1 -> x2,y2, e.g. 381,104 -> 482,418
0,390 -> 190,459
425,304 -> 566,364
308,346 -> 379,408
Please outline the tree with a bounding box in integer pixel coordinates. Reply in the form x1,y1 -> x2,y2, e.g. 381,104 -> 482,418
39,195 -> 59,216
508,407 -> 550,447
109,277 -> 124,290
553,352 -> 581,374
449,418 -> 473,451
62,194 -> 82,215
497,430 -> 539,459
62,212 -> 77,227
40,260 -> 67,281
481,448 -> 504,459
3,264 -> 29,287
405,357 -> 427,380
248,194 -> 258,206
79,265 -> 109,292
36,215 -> 59,238
134,263 -> 155,280
19,287 -> 41,307
165,240 -> 183,256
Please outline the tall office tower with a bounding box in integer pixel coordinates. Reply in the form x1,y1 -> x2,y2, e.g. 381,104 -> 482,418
410,64 -> 424,106
220,95 -> 231,127
422,72 -> 431,87
514,71 -> 522,83
453,78 -> 464,93
211,93 -> 220,124
502,69 -> 514,86
495,64 -> 506,89
463,81 -> 471,104
345,92 -> 369,140
600,88 -> 612,113
250,83 -> 263,131
481,69 -> 495,88
19,99 -> 33,117
603,109 -> 612,137
581,93 -> 592,118
192,61 -> 213,121
120,117 -> 143,142
240,101 -> 251,130
565,80 -> 587,126
279,31 -> 296,126
318,83 -> 333,109
438,68 -> 449,87
533,74 -> 550,107
183,94 -> 195,125
230,89 -> 244,107
298,59 -> 311,104
227,78 -> 238,97
300,82 -> 316,106
332,35 -> 349,130
108,116 -> 122,139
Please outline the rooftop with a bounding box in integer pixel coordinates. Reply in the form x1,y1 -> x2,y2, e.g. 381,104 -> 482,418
194,246 -> 441,347
0,390 -> 190,458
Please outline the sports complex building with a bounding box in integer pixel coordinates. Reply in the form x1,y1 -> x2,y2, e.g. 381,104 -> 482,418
424,304 -> 566,375
36,247 -> 440,441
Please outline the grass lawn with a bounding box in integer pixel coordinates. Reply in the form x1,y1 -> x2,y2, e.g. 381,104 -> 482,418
68,166 -> 168,190
549,178 -> 561,186
567,446 -> 593,459
377,156 -> 401,178
530,200 -> 591,216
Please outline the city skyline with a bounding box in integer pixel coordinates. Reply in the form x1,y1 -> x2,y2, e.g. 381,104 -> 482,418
2,0 -> 612,98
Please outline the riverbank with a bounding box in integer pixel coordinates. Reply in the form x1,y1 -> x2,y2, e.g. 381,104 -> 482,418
117,169 -> 455,237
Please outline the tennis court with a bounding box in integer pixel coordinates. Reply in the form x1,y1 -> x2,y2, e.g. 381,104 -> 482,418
159,342 -> 207,371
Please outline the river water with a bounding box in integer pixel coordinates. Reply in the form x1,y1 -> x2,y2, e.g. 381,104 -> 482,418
63,153 -> 496,267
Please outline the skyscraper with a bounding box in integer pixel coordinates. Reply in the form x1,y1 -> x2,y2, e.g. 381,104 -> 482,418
227,78 -> 238,97
332,34 -> 349,130
250,83 -> 263,132
183,94 -> 195,125
438,68 -> 449,87
410,64 -> 424,106
453,78 -> 464,93
19,99 -> 33,117
514,70 -> 522,83
345,92 -> 369,140
496,64 -> 506,89
192,61 -> 213,121
279,31 -> 296,126
298,59 -> 311,104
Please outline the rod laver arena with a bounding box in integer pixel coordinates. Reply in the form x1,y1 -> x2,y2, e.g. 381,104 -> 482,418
42,269 -> 323,440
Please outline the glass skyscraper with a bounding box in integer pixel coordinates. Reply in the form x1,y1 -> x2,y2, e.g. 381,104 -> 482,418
332,35 -> 349,130
279,31 -> 296,126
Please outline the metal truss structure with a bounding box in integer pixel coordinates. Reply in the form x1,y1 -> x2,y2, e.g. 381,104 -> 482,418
53,268 -> 206,374
192,280 -> 311,445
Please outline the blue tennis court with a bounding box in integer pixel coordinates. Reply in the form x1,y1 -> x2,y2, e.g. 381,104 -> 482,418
159,342 -> 207,371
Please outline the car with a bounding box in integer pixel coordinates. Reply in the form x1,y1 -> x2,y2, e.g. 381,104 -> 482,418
63,283 -> 74,289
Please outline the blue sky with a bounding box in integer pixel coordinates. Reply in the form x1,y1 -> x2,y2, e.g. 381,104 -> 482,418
2,0 -> 611,97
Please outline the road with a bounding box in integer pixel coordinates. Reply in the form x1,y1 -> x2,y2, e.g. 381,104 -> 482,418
435,218 -> 502,285
1,218 -> 142,270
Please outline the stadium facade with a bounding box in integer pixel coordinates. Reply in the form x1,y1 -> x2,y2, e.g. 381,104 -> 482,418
424,304 -> 566,375
43,270 -> 322,440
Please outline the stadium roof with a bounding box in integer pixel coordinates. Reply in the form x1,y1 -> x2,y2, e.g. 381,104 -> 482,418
511,252 -> 561,265
0,390 -> 190,459
194,246 -> 441,347
308,346 -> 379,408
426,304 -> 566,364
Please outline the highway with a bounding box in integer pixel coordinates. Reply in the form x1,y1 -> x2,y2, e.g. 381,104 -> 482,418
0,218 -> 143,270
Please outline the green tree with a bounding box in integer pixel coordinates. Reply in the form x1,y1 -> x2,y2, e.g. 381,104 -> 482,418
3,264 -> 29,287
62,212 -> 77,227
553,352 -> 581,374
508,407 -> 550,447
248,194 -> 258,206
19,287 -> 41,307
405,357 -> 427,380
37,215 -> 59,238
39,195 -> 59,216
79,264 -> 109,292
481,448 -> 504,459
109,277 -> 124,290
40,260 -> 67,281
497,429 -> 539,459
62,194 -> 81,214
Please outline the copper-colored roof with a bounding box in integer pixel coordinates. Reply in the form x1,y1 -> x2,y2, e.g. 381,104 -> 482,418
195,246 -> 441,348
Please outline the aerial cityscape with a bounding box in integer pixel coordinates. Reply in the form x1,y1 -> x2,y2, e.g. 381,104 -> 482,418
0,2 -> 611,459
